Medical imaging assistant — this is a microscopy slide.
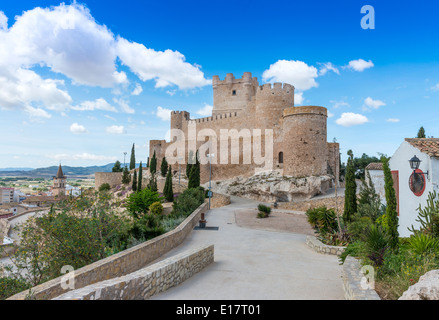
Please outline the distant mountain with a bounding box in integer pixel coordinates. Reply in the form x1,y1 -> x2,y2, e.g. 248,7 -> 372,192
0,163 -> 116,178
0,167 -> 35,172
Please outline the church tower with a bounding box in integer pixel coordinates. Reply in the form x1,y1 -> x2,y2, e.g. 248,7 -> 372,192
53,164 -> 67,197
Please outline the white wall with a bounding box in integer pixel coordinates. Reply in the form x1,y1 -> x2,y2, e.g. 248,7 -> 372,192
367,169 -> 386,205
389,141 -> 437,237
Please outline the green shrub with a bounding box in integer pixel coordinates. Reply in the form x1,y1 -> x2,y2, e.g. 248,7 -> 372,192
0,277 -> 31,300
347,214 -> 374,241
339,240 -> 368,264
408,232 -> 439,255
149,201 -> 163,215
171,187 -> 205,218
364,224 -> 390,266
125,188 -> 163,219
305,206 -> 338,235
257,204 -> 271,218
98,183 -> 111,192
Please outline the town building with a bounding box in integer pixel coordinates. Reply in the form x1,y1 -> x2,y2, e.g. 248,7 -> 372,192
0,187 -> 14,204
389,138 -> 439,237
52,164 -> 67,197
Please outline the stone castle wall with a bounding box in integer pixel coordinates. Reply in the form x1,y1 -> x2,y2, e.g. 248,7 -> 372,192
149,72 -> 339,185
95,172 -> 123,190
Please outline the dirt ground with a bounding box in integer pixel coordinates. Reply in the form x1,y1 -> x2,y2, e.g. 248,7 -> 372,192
234,208 -> 316,236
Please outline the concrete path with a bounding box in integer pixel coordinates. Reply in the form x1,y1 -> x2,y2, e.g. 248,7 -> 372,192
151,196 -> 344,300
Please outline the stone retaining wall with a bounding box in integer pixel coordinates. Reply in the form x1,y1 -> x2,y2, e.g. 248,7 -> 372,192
342,256 -> 381,300
278,196 -> 344,213
209,192 -> 231,208
305,235 -> 345,256
53,244 -> 214,300
8,202 -> 208,300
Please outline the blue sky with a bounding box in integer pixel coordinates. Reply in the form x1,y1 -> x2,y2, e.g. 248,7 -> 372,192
1,0 -> 439,168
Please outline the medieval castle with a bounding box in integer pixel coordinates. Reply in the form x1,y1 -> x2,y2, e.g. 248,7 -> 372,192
149,72 -> 339,186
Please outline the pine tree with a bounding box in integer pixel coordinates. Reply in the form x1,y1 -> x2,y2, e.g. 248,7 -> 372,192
132,169 -> 137,192
161,157 -> 168,177
188,150 -> 200,189
130,143 -> 136,170
122,166 -> 131,184
417,126 -> 426,138
343,150 -> 357,223
164,165 -> 174,202
150,151 -> 157,175
112,160 -> 123,172
137,161 -> 143,191
382,156 -> 399,251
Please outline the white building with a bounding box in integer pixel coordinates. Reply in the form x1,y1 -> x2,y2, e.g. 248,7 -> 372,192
389,138 -> 439,237
0,188 -> 14,204
365,162 -> 385,204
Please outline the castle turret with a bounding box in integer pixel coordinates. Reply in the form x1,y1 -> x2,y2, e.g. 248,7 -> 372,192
254,82 -> 294,129
170,111 -> 190,132
212,72 -> 258,116
282,106 -> 327,177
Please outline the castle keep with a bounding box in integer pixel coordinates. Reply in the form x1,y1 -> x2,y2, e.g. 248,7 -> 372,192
149,72 -> 339,186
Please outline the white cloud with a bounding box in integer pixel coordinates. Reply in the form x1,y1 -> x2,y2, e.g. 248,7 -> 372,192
330,100 -> 350,109
363,97 -> 386,111
113,71 -> 129,85
51,153 -> 117,161
262,60 -> 318,91
318,62 -> 340,76
430,83 -> 439,91
294,92 -> 305,105
346,59 -> 374,72
156,106 -> 172,121
24,106 -> 52,119
116,37 -> 210,90
387,118 -> 400,123
196,104 -> 213,116
69,123 -> 88,134
106,125 -> 126,134
335,112 -> 369,127
0,11 -> 8,30
114,98 -> 135,114
166,90 -> 177,96
72,98 -> 117,112
131,83 -> 143,96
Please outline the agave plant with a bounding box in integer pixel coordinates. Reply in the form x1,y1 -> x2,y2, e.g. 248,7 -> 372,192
408,232 -> 439,255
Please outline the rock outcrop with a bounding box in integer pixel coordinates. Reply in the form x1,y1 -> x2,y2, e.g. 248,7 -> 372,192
203,171 -> 333,202
399,270 -> 439,300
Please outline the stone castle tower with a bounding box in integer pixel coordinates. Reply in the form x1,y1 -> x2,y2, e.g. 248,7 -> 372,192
149,72 -> 339,187
53,164 -> 66,197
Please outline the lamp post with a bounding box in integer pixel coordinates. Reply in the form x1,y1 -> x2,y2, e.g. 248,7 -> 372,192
409,155 -> 429,180
123,152 -> 127,167
207,153 -> 214,210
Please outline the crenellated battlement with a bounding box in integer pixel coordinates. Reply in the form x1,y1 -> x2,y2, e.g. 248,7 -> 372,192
256,82 -> 295,98
212,72 -> 257,87
187,111 -> 240,124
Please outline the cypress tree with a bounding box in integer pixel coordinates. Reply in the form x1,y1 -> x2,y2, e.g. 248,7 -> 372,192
129,143 -> 136,170
188,150 -> 200,189
137,161 -> 143,191
146,156 -> 150,168
417,126 -> 426,138
186,150 -> 194,178
343,150 -> 357,223
150,151 -> 157,175
164,165 -> 174,202
382,157 -> 399,251
122,166 -> 131,184
132,169 -> 137,192
161,157 -> 168,177
147,175 -> 157,192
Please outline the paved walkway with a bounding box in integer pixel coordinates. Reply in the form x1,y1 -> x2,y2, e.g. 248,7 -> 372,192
151,196 -> 344,300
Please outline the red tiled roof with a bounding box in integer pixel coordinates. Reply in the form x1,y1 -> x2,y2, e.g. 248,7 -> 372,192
405,138 -> 439,158
365,162 -> 383,170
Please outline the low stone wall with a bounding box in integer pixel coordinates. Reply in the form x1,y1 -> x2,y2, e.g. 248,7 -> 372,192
209,192 -> 231,208
278,196 -> 344,213
95,172 -> 122,190
305,236 -> 345,256
53,244 -> 214,300
0,218 -> 8,245
342,256 -> 381,300
8,202 -> 208,300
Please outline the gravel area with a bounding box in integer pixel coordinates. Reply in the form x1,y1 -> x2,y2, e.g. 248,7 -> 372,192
234,208 -> 316,236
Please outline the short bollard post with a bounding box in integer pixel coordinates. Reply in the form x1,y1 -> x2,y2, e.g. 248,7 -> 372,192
199,212 -> 207,228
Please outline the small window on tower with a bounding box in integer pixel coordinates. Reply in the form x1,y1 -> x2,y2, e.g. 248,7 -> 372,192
232,90 -> 236,96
